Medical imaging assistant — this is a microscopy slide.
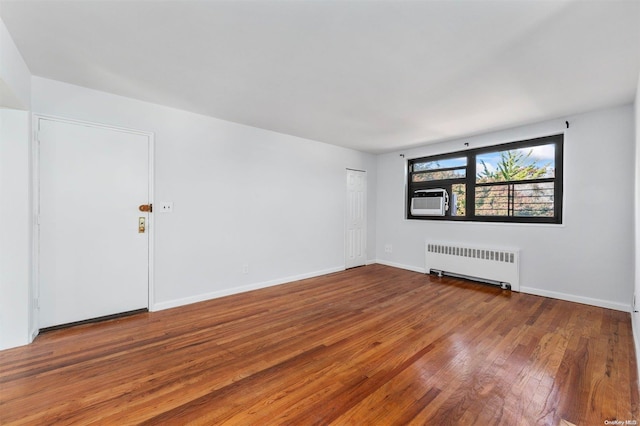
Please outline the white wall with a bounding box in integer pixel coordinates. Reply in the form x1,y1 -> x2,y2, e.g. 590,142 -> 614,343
31,77 -> 376,311
0,109 -> 31,349
376,104 -> 635,311
0,16 -> 32,350
0,16 -> 30,109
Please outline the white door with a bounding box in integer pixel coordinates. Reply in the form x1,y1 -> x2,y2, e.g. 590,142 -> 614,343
345,169 -> 366,269
37,117 -> 151,328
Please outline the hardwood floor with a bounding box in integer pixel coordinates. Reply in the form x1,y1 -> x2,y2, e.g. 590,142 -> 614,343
0,264 -> 637,425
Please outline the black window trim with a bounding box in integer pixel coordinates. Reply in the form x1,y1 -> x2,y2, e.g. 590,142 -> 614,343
407,134 -> 564,224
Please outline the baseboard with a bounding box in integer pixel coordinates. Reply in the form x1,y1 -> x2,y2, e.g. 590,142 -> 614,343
374,259 -> 427,274
153,260 -> 630,314
520,286 -> 631,312
152,266 -> 345,312
372,260 -> 631,312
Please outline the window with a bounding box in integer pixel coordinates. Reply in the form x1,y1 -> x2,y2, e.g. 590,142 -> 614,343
407,134 -> 563,224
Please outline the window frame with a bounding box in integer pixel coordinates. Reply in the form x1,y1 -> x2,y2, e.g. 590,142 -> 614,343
406,134 -> 564,224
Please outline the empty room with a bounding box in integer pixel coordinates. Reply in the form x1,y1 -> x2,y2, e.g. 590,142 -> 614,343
0,0 -> 639,424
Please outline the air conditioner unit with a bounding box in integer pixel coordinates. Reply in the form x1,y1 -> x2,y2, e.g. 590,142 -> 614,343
411,188 -> 449,216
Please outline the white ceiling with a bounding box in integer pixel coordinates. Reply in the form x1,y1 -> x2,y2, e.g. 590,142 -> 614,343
1,0 -> 639,153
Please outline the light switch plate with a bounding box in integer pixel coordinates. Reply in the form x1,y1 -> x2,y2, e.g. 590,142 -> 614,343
158,202 -> 173,213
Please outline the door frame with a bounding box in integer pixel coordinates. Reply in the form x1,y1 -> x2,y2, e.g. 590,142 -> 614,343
31,114 -> 155,337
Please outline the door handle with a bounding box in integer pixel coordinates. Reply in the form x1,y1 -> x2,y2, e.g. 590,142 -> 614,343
138,217 -> 146,233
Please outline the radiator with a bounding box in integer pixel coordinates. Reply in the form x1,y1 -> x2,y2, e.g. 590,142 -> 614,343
425,242 -> 520,291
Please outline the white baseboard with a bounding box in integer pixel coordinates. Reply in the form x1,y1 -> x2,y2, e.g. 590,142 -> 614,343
520,286 -> 631,312
153,259 -> 631,315
373,260 -> 631,312
152,266 -> 345,312
375,259 -> 426,274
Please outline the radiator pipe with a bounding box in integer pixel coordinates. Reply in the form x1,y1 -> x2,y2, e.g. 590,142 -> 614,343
429,269 -> 512,291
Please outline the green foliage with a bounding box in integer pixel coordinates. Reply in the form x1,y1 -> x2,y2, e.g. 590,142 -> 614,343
476,149 -> 553,217
412,169 -> 465,182
452,184 -> 465,216
477,149 -> 550,183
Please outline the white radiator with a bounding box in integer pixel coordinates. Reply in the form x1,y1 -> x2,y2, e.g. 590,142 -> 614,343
425,242 -> 520,291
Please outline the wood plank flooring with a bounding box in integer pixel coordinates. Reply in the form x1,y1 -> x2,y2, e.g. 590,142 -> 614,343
0,264 -> 637,425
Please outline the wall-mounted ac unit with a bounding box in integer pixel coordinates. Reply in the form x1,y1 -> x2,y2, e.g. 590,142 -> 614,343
411,189 -> 449,216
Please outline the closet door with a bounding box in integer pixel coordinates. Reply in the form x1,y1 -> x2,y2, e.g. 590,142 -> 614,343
346,169 -> 367,269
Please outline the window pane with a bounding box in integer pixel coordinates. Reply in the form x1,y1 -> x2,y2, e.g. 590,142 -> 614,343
476,144 -> 555,183
412,168 -> 466,182
476,182 -> 554,217
414,157 -> 467,172
452,184 -> 466,216
514,182 -> 554,217
475,185 -> 509,216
